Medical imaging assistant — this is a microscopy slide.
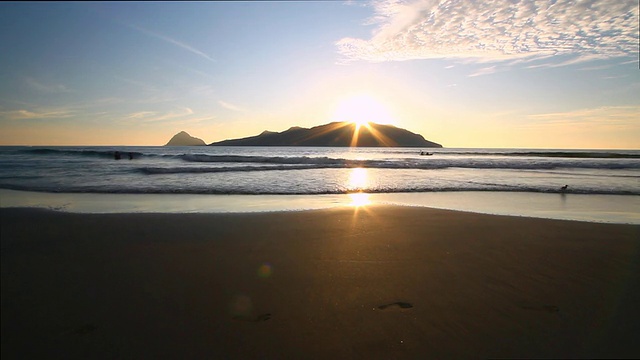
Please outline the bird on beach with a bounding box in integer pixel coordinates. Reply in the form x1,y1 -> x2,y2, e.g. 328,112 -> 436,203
560,185 -> 568,191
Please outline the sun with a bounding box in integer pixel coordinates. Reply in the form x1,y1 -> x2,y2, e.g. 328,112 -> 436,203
353,118 -> 369,130
332,94 -> 397,127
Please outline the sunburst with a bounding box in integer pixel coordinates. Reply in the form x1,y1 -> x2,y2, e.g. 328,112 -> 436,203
331,94 -> 397,146
332,94 -> 396,127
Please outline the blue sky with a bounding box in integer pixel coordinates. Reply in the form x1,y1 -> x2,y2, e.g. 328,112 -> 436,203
0,1 -> 638,148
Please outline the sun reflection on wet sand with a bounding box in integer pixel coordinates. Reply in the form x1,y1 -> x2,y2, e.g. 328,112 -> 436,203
349,192 -> 371,207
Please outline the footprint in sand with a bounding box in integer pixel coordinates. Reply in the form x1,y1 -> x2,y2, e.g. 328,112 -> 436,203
233,313 -> 272,322
377,302 -> 414,310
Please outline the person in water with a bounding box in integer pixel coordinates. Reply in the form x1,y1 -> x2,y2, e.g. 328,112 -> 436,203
114,151 -> 121,160
128,152 -> 133,160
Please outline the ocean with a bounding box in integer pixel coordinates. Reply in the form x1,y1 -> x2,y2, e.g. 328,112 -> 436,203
0,146 -> 638,222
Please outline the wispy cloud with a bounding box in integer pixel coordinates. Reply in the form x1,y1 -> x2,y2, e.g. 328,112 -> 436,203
218,100 -> 246,112
337,0 -> 638,64
619,59 -> 639,65
168,115 -> 216,126
578,64 -> 617,71
601,74 -> 629,80
130,24 -> 215,63
526,105 -> 640,131
122,107 -> 214,126
25,77 -> 72,93
468,65 -> 497,77
114,75 -> 158,92
124,111 -> 157,120
124,107 -> 194,123
174,63 -> 217,81
525,54 -> 611,69
0,108 -> 76,121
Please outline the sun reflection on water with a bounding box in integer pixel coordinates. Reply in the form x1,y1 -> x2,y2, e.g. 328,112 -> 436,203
348,168 -> 368,190
348,168 -> 371,207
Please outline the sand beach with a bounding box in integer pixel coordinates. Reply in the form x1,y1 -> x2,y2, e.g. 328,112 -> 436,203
2,206 -> 639,359
3,1 -> 640,358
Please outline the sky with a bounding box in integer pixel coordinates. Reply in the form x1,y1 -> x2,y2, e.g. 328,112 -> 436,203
0,0 -> 638,149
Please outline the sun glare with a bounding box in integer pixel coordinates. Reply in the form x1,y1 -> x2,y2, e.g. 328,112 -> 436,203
332,94 -> 396,127
348,167 -> 368,190
349,193 -> 371,207
347,168 -> 371,206
353,118 -> 369,130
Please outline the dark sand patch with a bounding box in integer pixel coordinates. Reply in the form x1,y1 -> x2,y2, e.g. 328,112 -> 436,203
2,206 -> 639,359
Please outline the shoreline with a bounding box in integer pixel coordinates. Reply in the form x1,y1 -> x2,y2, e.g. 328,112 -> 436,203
2,206 -> 639,359
1,188 -> 639,224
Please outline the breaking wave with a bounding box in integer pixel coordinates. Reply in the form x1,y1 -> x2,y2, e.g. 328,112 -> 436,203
159,154 -> 640,171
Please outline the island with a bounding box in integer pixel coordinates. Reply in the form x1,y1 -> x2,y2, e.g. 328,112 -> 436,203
209,122 -> 442,147
165,131 -> 206,146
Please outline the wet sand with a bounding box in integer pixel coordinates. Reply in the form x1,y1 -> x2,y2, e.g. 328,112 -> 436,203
2,206 -> 639,359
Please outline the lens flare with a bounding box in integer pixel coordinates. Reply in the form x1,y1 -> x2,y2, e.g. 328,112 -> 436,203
257,263 -> 272,278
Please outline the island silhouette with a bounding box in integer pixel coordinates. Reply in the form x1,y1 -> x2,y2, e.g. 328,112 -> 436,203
207,122 -> 442,147
165,131 -> 206,146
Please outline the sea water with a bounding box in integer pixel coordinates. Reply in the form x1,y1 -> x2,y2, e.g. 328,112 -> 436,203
0,146 -> 638,223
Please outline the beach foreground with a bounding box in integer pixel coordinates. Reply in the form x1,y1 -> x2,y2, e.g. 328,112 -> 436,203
2,206 -> 639,359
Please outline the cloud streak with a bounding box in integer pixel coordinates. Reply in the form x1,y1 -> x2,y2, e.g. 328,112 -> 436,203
337,0 -> 638,63
25,78 -> 72,93
122,107 -> 214,126
130,24 -> 215,63
526,105 -> 640,131
218,100 -> 246,112
468,65 -> 497,77
124,107 -> 195,123
0,108 -> 76,121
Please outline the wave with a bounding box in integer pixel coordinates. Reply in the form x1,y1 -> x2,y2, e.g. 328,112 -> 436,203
179,153 -> 640,165
179,154 -> 353,164
143,159 -> 640,173
12,148 -> 640,160
21,148 -> 145,158
140,165 -> 328,174
500,151 -> 640,159
1,182 -> 638,196
399,150 -> 640,159
517,169 -> 640,178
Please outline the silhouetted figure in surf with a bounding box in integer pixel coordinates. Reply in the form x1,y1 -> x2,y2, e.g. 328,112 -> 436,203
114,151 -> 121,160
128,152 -> 133,160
